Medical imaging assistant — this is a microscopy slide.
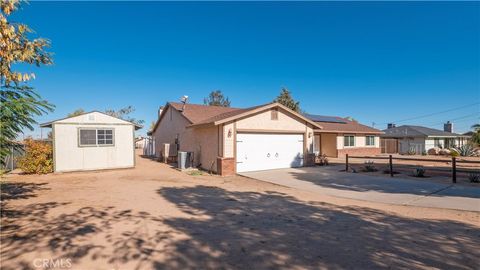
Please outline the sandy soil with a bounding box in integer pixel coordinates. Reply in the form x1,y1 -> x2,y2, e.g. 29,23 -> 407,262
1,151 -> 479,270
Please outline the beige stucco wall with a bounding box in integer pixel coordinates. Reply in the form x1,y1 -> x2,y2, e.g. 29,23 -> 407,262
53,123 -> 134,172
236,109 -> 308,131
223,122 -> 235,158
153,106 -> 193,157
336,134 -> 380,149
225,108 -> 315,158
153,107 -> 219,171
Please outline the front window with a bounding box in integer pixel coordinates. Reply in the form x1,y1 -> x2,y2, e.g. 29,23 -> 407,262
79,128 -> 114,146
366,135 -> 375,146
344,135 -> 355,147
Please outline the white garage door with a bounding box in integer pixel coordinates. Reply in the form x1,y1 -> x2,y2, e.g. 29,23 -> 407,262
236,133 -> 304,173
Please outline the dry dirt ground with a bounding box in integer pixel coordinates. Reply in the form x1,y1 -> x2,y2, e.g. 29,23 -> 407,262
1,152 -> 479,270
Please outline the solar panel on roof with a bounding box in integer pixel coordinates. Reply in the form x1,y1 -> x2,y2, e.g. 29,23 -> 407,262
303,113 -> 347,124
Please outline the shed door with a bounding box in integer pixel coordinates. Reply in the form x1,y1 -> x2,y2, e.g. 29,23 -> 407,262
236,133 -> 304,173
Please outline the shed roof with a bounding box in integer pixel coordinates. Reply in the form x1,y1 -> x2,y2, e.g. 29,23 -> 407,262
40,111 -> 143,130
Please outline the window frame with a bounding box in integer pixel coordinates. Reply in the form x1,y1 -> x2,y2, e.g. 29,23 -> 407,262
365,135 -> 375,146
344,135 -> 355,147
78,128 -> 115,147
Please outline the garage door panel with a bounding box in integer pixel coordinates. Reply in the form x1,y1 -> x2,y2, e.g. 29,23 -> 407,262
236,133 -> 304,173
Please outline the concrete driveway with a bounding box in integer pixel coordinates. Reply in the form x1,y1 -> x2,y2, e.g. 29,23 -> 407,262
240,166 -> 480,212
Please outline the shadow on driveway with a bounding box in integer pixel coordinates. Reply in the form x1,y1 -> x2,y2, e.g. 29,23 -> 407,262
2,181 -> 479,269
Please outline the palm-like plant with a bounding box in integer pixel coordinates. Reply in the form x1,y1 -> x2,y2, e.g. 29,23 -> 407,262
471,124 -> 480,145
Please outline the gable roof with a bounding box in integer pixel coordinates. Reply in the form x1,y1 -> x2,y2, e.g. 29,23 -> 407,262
152,102 -> 323,132
381,125 -> 467,138
304,113 -> 383,134
40,111 -> 143,130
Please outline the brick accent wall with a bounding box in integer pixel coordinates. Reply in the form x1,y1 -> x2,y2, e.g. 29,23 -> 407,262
217,157 -> 235,176
337,147 -> 381,158
305,153 -> 316,166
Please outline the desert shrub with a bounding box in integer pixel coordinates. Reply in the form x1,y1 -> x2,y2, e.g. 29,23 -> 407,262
450,149 -> 460,157
407,147 -> 416,155
363,160 -> 377,172
17,139 -> 53,174
451,144 -> 476,157
421,150 -> 427,156
413,167 -> 426,177
468,172 -> 480,183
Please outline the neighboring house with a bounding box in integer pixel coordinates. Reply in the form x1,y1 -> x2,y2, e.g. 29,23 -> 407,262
40,111 -> 142,172
303,114 -> 383,158
135,137 -> 146,149
380,123 -> 469,154
151,102 -> 321,175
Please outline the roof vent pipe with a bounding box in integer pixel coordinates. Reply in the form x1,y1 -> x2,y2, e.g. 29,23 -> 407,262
180,95 -> 189,111
158,106 -> 163,117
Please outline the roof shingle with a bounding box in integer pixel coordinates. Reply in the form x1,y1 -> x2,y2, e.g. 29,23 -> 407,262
381,125 -> 466,138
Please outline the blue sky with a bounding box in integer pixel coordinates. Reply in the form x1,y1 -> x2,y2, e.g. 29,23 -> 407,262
15,1 -> 480,136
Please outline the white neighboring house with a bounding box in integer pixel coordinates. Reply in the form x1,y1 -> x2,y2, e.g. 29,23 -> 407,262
381,123 -> 470,154
40,111 -> 142,172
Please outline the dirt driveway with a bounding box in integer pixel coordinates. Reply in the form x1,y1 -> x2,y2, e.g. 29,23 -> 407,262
241,166 -> 480,211
1,152 -> 479,270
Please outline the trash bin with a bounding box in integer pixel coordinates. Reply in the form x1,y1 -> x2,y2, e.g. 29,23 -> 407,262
177,151 -> 192,170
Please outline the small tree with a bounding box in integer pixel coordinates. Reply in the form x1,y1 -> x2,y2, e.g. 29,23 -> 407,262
17,139 -> 53,174
105,106 -> 144,126
273,87 -> 300,112
67,108 -> 85,117
0,1 -> 54,165
203,90 -> 231,107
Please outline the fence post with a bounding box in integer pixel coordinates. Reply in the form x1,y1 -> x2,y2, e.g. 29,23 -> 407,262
389,155 -> 393,177
345,154 -> 349,172
452,157 -> 456,183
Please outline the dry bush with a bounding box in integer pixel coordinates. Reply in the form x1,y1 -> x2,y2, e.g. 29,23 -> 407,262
18,139 -> 53,174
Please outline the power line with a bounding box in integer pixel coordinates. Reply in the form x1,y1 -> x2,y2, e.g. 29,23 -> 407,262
426,113 -> 480,126
381,102 -> 479,124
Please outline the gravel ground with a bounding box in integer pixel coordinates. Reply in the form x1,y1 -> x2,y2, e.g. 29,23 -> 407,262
1,151 -> 479,270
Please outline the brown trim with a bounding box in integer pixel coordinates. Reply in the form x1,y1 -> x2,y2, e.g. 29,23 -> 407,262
54,122 -> 135,127
40,111 -> 142,130
233,122 -> 237,174
52,123 -> 57,172
236,129 -> 305,134
132,125 -> 136,168
314,129 -> 383,135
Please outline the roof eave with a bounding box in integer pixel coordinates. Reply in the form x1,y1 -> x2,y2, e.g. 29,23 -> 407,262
314,129 -> 384,134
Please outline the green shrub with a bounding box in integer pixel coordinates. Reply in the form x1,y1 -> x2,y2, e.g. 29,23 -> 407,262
451,144 -> 476,157
17,139 -> 53,174
413,167 -> 426,177
468,172 -> 480,183
407,147 -> 416,155
363,161 -> 377,172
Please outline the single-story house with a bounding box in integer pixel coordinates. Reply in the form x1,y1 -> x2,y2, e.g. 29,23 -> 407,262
151,102 -> 382,176
40,111 -> 142,172
303,114 -> 383,158
380,123 -> 470,154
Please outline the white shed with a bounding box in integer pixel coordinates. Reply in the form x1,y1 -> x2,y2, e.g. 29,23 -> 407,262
40,111 -> 142,172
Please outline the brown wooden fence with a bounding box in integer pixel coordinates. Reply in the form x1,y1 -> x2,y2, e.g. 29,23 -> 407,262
345,154 -> 480,183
